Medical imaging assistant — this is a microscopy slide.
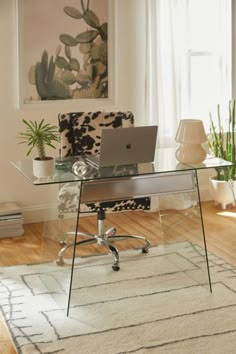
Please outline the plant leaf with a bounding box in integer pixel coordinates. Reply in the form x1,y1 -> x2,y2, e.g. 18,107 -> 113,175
69,58 -> 80,71
64,6 -> 83,19
65,45 -> 72,59
76,30 -> 98,44
55,56 -> 68,69
60,34 -> 78,47
18,119 -> 59,158
83,9 -> 100,28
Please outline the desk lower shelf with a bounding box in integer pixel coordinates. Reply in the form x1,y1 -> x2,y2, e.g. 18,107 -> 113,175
81,171 -> 195,203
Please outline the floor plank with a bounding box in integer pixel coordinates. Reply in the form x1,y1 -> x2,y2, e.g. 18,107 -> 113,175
1,201 -> 236,352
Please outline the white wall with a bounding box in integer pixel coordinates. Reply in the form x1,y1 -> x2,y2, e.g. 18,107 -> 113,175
232,0 -> 236,96
0,0 -> 149,223
0,0 -> 210,223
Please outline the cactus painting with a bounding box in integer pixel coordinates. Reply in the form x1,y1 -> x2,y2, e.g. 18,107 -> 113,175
21,0 -> 109,102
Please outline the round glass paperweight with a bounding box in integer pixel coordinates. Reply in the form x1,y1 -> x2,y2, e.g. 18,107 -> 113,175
72,161 -> 88,177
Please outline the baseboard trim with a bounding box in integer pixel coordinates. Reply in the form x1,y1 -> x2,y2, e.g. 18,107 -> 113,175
199,186 -> 211,201
22,204 -> 59,224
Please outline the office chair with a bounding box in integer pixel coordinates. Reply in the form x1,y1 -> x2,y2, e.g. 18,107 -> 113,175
56,111 -> 151,271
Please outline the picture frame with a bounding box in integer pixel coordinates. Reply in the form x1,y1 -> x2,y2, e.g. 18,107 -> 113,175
17,0 -> 115,108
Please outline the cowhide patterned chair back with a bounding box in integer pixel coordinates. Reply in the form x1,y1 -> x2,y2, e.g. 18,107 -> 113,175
56,111 -> 151,271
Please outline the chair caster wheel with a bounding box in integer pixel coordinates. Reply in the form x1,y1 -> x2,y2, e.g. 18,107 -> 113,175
56,258 -> 64,266
112,265 -> 120,271
60,240 -> 66,246
142,246 -> 149,253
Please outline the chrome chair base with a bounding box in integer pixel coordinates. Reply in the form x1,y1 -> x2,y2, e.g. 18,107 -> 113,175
56,209 -> 151,271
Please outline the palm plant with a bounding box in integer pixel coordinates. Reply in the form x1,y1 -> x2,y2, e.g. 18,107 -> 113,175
208,99 -> 236,180
18,119 -> 59,160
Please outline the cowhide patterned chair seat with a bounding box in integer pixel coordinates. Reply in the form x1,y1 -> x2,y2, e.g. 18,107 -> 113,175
57,111 -> 151,271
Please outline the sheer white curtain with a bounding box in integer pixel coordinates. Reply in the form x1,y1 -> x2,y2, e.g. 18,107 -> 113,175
146,0 -> 187,147
145,0 -> 231,147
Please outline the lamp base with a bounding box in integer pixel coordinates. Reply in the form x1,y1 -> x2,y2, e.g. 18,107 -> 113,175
176,144 -> 206,164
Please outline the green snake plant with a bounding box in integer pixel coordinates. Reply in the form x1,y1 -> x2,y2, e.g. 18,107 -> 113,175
208,99 -> 236,181
18,119 -> 59,160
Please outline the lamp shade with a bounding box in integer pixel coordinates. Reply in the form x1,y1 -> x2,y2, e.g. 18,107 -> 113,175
175,119 -> 207,164
175,119 -> 207,144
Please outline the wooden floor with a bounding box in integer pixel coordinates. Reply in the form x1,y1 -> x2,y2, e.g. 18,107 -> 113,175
1,201 -> 236,353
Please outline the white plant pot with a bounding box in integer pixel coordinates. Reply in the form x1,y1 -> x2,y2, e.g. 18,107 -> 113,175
33,157 -> 55,178
209,176 -> 236,209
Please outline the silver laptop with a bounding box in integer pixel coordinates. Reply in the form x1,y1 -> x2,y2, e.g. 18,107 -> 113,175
85,125 -> 158,168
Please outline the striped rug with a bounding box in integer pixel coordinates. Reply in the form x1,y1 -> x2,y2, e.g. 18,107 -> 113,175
1,241 -> 236,354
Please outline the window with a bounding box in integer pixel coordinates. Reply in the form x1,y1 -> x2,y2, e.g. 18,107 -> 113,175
181,0 -> 232,120
146,0 -> 232,146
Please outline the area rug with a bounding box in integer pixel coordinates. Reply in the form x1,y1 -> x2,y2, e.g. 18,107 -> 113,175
1,241 -> 236,354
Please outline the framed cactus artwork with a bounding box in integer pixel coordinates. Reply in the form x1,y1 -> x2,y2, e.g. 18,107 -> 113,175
17,0 -> 113,106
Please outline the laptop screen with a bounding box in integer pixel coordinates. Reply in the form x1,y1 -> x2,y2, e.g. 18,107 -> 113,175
86,126 -> 158,168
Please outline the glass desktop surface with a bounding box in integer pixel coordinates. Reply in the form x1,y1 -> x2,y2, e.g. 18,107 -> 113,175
11,148 -> 233,185
11,148 -> 234,317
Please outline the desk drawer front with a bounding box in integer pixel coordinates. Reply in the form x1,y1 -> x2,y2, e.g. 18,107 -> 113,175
81,172 -> 195,203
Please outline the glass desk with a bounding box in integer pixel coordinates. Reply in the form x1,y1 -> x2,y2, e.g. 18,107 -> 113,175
12,148 -> 233,316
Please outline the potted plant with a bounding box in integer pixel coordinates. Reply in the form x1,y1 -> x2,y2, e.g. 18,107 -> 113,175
18,119 -> 59,178
208,99 -> 236,208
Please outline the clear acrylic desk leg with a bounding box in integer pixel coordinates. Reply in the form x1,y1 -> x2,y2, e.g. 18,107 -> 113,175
157,170 -> 212,293
194,169 -> 212,292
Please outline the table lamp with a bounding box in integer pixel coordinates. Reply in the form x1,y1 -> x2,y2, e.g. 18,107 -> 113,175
175,119 -> 207,164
